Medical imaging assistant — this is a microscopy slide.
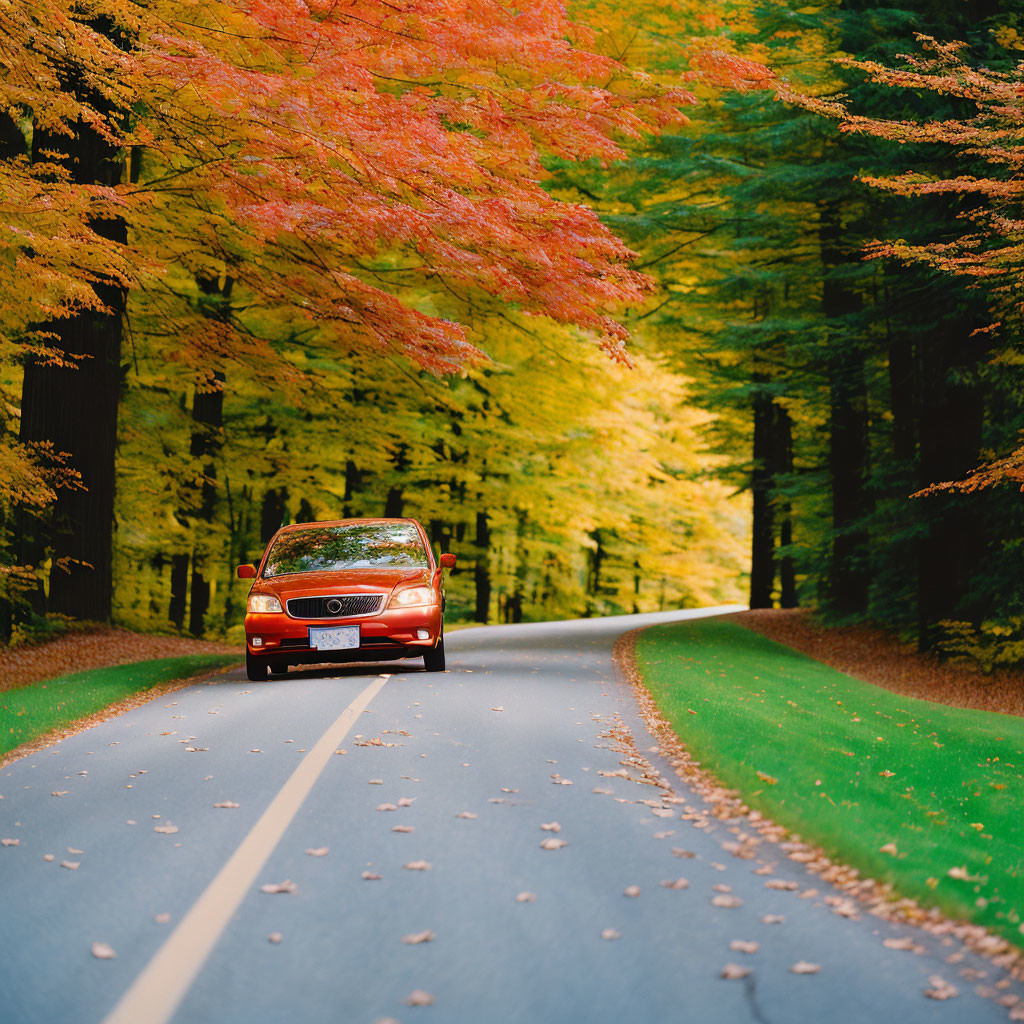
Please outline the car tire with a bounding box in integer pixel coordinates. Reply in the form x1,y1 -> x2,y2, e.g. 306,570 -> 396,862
423,633 -> 445,672
246,650 -> 269,681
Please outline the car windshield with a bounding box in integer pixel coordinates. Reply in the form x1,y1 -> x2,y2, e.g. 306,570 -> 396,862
263,522 -> 429,577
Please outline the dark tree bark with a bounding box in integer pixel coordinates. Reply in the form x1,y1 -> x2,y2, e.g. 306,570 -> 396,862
169,553 -> 189,631
474,510 -> 491,623
384,487 -> 404,517
774,406 -> 798,609
749,384 -> 776,609
915,312 -> 988,650
21,130 -> 126,621
185,361 -> 225,637
261,488 -> 288,545
819,199 -> 871,618
17,16 -> 131,623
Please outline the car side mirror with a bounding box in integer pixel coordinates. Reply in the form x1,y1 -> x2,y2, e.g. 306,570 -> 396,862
439,553 -> 456,570
237,564 -> 257,579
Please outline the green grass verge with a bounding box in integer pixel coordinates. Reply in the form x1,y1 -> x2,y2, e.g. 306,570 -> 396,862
635,617 -> 1024,946
1,655 -> 239,759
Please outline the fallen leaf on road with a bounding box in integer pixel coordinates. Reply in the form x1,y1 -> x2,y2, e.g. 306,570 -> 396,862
798,888 -> 819,899
154,913 -> 170,924
491,706 -> 504,712
516,892 -> 536,903
455,812 -> 477,820
369,779 -> 383,785
259,880 -> 297,894
883,937 -> 925,953
393,826 -> 414,833
761,915 -> 785,925
654,831 -> 674,840
712,894 -> 743,908
154,825 -> 179,835
790,962 -> 821,975
213,801 -> 239,809
361,871 -> 382,880
1,838 -> 19,847
403,990 -> 435,1006
671,848 -> 695,859
43,854 -> 54,862
51,791 -> 68,797
268,933 -> 283,944
592,787 -> 613,795
730,940 -> 759,954
721,963 -> 751,979
401,930 -> 434,945
61,860 -> 80,870
765,879 -> 798,891
925,975 -> 958,1000
660,878 -> 690,890
551,776 -> 573,786
501,787 -> 518,794
249,749 -> 261,754
540,822 -> 561,833
306,848 -> 329,857
91,942 -> 116,960
377,803 -> 398,812
598,769 -> 629,779
624,886 -> 641,898
601,928 -> 621,941
404,860 -> 432,871
540,838 -> 567,851
712,884 -> 732,893
397,797 -> 415,807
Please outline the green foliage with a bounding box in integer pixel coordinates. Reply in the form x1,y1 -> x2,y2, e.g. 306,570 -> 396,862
936,620 -> 1024,675
637,617 -> 1024,948
7,613 -> 97,651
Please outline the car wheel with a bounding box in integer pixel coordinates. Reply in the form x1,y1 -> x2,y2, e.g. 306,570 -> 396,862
246,650 -> 269,681
423,633 -> 445,672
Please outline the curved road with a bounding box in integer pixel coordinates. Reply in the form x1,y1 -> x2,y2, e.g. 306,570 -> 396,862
1,607 -> 1018,1023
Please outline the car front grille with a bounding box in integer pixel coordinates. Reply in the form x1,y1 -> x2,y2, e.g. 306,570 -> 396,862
286,594 -> 385,619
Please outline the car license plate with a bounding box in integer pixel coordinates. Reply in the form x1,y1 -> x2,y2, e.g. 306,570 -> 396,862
308,625 -> 360,651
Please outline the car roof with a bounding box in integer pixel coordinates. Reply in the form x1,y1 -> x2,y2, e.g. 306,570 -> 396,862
276,517 -> 423,532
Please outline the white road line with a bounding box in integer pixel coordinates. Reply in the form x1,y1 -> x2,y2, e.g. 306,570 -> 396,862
101,673 -> 390,1024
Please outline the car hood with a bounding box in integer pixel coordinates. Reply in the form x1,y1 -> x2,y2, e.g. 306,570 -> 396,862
258,567 -> 432,598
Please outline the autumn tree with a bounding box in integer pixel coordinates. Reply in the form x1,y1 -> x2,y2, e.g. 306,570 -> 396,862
2,0 -> 695,631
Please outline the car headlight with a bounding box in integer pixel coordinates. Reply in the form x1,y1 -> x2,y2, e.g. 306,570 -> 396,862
248,593 -> 283,614
388,586 -> 435,609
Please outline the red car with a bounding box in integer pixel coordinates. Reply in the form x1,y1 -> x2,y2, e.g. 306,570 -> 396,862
238,518 -> 455,681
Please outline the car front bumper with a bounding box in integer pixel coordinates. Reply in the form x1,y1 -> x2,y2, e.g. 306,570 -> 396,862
244,603 -> 442,660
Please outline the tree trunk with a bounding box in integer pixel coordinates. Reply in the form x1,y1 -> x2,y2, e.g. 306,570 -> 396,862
916,313 -> 987,650
474,510 -> 491,623
775,406 -> 798,609
18,22 -> 129,622
169,553 -> 189,631
819,199 -> 871,618
261,488 -> 288,546
384,487 -> 404,517
749,385 -> 775,609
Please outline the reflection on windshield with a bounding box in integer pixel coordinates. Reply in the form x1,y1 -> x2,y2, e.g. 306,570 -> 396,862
264,523 -> 428,577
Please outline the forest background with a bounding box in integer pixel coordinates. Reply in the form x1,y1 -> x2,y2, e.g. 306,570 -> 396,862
1,0 -> 1022,665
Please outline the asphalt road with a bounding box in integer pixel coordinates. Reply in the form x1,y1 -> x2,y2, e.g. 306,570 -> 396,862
2,607 -> 1020,1024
